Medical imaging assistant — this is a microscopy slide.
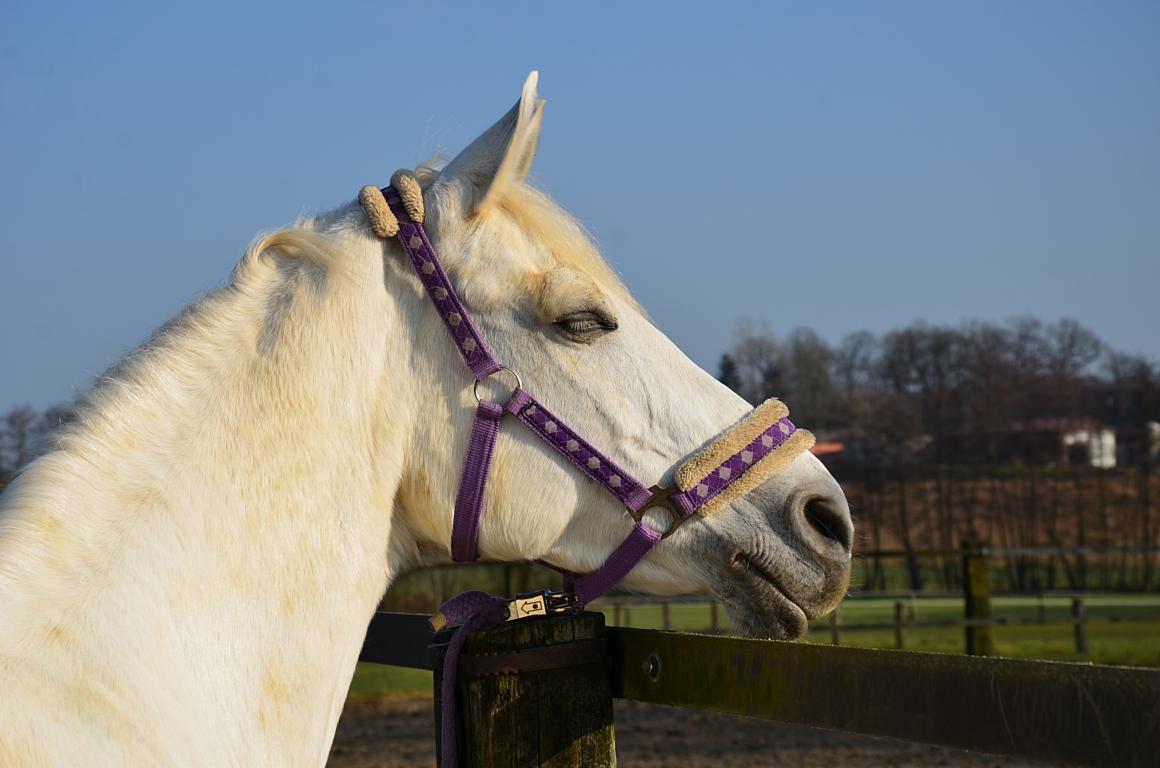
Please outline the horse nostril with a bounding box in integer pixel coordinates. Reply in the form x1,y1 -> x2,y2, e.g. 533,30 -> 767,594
804,497 -> 852,552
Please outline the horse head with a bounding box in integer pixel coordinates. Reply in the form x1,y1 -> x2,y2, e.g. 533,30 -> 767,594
381,73 -> 851,638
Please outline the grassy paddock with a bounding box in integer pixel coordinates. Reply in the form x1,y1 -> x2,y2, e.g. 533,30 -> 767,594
348,594 -> 1160,698
347,662 -> 432,699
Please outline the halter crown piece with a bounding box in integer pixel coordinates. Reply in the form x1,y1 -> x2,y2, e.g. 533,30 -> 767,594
360,175 -> 814,767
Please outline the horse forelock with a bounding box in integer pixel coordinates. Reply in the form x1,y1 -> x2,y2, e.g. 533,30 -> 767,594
490,183 -> 642,314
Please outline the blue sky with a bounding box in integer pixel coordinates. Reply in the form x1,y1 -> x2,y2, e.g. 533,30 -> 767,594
2,2 -> 1157,409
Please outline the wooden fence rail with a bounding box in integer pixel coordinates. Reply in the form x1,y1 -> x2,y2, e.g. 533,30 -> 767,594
358,611 -> 1160,767
591,592 -> 1160,654
587,543 -> 1160,656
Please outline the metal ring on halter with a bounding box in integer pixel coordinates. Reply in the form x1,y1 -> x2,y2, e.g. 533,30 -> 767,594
630,485 -> 694,540
473,366 -> 523,405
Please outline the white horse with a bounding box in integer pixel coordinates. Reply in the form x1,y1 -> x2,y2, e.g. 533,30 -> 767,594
0,73 -> 851,766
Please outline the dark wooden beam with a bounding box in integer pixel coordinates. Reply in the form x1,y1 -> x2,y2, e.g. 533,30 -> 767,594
608,626 -> 1160,768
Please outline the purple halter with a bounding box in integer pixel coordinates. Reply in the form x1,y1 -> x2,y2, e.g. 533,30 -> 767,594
381,186 -> 799,602
378,186 -> 801,766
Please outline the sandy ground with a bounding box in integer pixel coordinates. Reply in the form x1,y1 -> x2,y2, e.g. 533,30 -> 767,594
328,694 -> 1043,768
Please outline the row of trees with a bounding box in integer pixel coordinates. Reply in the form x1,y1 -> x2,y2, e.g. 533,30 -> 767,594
718,317 -> 1160,465
718,316 -> 1159,586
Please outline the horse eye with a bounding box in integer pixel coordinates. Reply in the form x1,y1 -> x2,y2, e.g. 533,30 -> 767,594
554,310 -> 617,341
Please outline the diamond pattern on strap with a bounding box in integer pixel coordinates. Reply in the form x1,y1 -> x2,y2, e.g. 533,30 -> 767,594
677,418 -> 798,512
512,392 -> 651,509
383,188 -> 500,380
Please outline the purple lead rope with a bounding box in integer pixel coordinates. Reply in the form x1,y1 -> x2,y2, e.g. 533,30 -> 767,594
431,592 -> 509,768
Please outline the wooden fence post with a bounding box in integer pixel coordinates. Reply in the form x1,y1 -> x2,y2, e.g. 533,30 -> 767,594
893,601 -> 906,649
661,602 -> 671,631
433,612 -> 614,767
612,602 -> 622,627
962,542 -> 994,656
709,601 -> 719,633
1072,597 -> 1088,654
830,607 -> 842,646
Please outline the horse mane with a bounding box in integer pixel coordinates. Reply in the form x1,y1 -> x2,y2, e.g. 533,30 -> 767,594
26,228 -> 344,472
0,210 -> 398,764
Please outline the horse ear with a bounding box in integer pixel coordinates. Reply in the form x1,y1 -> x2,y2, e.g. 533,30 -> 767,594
440,71 -> 545,215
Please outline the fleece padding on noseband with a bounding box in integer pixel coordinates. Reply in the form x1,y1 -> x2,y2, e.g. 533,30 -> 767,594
675,398 -> 815,517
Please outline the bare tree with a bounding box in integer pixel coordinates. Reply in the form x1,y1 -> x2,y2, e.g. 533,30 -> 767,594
784,327 -> 835,428
724,318 -> 784,404
718,353 -> 741,391
3,406 -> 38,473
834,331 -> 878,399
1046,319 -> 1104,380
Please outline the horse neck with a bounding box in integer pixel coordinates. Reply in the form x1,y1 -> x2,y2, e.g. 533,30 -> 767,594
0,230 -> 416,765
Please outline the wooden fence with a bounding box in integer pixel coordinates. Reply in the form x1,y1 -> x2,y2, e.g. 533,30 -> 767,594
382,545 -> 1160,618
829,594 -> 1138,653
854,542 -> 1160,594
358,610 -> 1160,767
590,545 -> 1160,656
591,590 -> 1160,656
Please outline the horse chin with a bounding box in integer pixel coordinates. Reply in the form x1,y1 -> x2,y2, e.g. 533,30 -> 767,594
716,551 -> 811,640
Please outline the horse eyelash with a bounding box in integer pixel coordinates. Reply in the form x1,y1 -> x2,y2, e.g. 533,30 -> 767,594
554,310 -> 618,337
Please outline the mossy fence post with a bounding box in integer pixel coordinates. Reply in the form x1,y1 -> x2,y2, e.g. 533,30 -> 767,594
433,611 -> 615,767
962,542 -> 994,656
893,601 -> 907,649
1072,597 -> 1088,654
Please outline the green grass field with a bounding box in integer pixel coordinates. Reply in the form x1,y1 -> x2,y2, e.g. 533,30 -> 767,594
348,594 -> 1160,698
814,595 -> 1160,666
347,662 -> 433,699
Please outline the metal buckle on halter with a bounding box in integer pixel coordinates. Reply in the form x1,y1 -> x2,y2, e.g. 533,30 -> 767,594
630,485 -> 694,540
505,589 -> 578,622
